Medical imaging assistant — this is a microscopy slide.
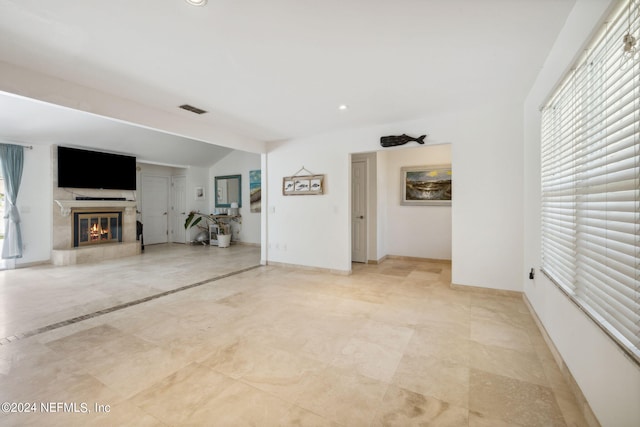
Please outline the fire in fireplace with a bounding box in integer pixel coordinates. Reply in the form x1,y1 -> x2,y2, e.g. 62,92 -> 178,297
73,211 -> 123,247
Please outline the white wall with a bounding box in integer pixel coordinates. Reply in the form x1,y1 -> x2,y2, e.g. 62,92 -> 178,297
376,149 -> 389,261
14,144 -> 51,266
450,104 -> 524,291
210,150 -> 261,245
266,106 -> 523,289
266,137 -> 351,270
381,144 -> 452,260
523,1 -> 640,426
183,166 -> 209,242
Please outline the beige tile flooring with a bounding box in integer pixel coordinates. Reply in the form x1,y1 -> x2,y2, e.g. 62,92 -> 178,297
0,244 -> 587,426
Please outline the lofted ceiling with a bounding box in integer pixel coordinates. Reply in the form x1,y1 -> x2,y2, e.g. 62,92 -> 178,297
0,0 -> 577,166
0,92 -> 233,168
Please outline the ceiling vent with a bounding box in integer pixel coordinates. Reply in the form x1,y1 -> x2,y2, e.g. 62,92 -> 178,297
179,104 -> 208,115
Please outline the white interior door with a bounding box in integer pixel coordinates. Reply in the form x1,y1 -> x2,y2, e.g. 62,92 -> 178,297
141,175 -> 169,245
170,175 -> 187,243
351,160 -> 367,263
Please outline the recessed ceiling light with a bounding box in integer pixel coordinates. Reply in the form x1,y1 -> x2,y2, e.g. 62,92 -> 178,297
185,0 -> 207,6
338,104 -> 349,111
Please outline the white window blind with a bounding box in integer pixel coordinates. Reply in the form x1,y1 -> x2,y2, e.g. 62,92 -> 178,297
541,0 -> 639,364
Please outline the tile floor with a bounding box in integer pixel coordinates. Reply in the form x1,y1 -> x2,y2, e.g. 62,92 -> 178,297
0,244 -> 587,426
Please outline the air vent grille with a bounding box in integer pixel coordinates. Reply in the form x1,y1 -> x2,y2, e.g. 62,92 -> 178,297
179,104 -> 208,115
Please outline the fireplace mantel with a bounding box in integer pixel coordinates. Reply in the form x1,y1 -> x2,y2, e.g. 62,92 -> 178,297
54,200 -> 137,217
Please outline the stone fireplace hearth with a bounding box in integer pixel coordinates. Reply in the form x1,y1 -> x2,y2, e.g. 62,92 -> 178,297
52,200 -> 140,266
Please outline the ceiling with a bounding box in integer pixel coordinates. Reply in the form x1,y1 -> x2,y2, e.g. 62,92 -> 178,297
0,0 -> 577,167
0,92 -> 233,168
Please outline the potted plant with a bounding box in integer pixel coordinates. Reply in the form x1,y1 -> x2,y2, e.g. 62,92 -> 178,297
184,211 -> 231,247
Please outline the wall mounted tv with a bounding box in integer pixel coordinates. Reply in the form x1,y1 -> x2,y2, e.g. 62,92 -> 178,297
57,146 -> 137,190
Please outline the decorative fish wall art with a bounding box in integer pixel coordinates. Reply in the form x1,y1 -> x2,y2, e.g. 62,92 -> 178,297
380,134 -> 427,147
282,174 -> 325,196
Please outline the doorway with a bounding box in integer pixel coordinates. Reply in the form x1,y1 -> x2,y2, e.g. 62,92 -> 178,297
170,175 -> 187,243
141,175 -> 169,245
351,158 -> 367,263
350,145 -> 452,265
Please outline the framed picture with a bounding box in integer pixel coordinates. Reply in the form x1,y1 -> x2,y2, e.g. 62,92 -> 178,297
401,165 -> 451,206
283,179 -> 295,193
249,170 -> 261,213
294,179 -> 310,192
283,174 -> 324,195
195,186 -> 205,201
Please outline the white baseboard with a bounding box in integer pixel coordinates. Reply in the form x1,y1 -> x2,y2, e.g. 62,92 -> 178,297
266,261 -> 351,276
523,294 -> 601,427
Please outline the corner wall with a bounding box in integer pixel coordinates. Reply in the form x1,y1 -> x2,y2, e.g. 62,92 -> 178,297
210,150 -> 261,245
523,1 -> 640,426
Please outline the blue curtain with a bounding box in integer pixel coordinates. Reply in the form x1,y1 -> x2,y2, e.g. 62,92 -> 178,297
0,144 -> 24,259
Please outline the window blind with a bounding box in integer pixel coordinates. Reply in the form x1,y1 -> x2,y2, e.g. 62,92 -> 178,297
541,0 -> 639,364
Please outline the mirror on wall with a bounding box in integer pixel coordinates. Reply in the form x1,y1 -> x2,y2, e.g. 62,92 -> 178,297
215,174 -> 242,207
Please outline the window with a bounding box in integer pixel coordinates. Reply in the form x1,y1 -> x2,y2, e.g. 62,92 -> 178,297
541,0 -> 639,364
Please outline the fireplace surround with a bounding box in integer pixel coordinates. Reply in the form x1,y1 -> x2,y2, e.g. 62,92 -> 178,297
52,200 -> 140,266
51,146 -> 141,266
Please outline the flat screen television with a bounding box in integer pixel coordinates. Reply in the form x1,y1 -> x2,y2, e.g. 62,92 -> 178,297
57,146 -> 137,190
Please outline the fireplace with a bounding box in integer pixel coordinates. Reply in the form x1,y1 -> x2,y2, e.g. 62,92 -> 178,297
73,211 -> 123,247
52,199 -> 139,266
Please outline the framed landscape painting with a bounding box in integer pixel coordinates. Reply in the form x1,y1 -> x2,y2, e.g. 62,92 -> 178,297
401,165 -> 452,206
